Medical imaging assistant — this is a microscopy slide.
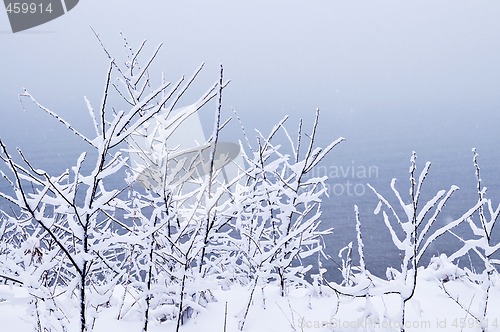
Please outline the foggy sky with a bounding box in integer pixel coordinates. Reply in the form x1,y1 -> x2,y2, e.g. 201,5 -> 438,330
1,1 -> 500,174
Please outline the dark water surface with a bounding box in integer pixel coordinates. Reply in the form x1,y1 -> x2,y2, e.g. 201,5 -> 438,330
0,107 -> 499,281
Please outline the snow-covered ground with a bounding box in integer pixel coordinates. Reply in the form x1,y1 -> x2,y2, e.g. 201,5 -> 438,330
1,263 -> 498,332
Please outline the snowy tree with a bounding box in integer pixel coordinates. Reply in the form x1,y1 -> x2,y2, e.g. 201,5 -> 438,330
0,33 -> 223,332
226,111 -> 343,330
327,152 -> 485,331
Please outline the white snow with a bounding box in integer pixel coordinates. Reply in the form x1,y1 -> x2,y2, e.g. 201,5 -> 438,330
0,268 -> 499,332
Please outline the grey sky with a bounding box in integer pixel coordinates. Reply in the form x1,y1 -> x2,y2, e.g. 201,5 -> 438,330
1,1 -> 499,170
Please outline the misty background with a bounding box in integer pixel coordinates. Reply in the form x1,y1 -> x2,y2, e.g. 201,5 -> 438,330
1,1 -> 499,276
